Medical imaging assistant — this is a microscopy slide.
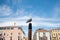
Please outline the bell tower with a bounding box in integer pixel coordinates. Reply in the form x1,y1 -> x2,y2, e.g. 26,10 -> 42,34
14,22 -> 16,28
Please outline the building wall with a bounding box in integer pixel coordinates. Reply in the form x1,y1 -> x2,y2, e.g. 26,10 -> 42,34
33,29 -> 60,40
33,29 -> 51,40
51,30 -> 60,40
36,32 -> 50,40
0,27 -> 25,40
33,31 -> 37,40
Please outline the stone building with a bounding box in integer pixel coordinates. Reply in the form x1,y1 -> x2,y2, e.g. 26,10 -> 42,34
33,29 -> 51,40
0,23 -> 26,40
51,28 -> 60,40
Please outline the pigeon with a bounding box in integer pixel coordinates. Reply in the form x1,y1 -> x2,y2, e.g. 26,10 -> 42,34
26,18 -> 32,23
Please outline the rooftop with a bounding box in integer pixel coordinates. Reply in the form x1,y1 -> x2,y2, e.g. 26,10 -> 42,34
36,28 -> 49,32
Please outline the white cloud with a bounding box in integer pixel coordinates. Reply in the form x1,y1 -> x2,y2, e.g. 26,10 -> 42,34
32,21 -> 60,27
0,5 -> 13,16
0,5 -> 31,17
16,9 -> 26,16
0,21 -> 27,27
0,16 -> 60,27
0,4 -> 60,27
32,16 -> 60,21
32,17 -> 60,27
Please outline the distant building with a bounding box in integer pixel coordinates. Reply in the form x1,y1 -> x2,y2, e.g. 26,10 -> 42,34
0,22 -> 26,40
51,28 -> 60,40
33,29 -> 51,40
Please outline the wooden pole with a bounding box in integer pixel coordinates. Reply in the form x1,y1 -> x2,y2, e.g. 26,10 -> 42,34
28,23 -> 32,40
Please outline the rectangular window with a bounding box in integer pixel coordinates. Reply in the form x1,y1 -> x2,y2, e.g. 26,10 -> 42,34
0,27 -> 6,30
7,27 -> 10,30
10,36 -> 12,40
4,37 -> 5,40
58,33 -> 60,36
18,36 -> 20,40
4,33 -> 5,36
18,27 -> 22,30
11,27 -> 14,30
53,37 -> 56,40
3,27 -> 6,30
39,37 -> 42,40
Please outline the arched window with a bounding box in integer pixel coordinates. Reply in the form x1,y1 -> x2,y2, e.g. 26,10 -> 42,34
18,33 -> 20,35
10,36 -> 12,40
39,37 -> 42,40
4,33 -> 5,36
18,32 -> 20,40
53,37 -> 56,40
18,36 -> 20,40
11,33 -> 12,35
3,37 -> 5,40
44,37 -> 47,40
0,38 -> 3,40
43,32 -> 45,36
42,36 -> 47,40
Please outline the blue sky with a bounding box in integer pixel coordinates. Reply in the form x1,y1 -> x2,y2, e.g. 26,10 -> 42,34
0,0 -> 60,37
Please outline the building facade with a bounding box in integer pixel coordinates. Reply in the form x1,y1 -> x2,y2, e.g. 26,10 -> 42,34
51,28 -> 60,40
0,23 -> 26,40
33,29 -> 51,40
